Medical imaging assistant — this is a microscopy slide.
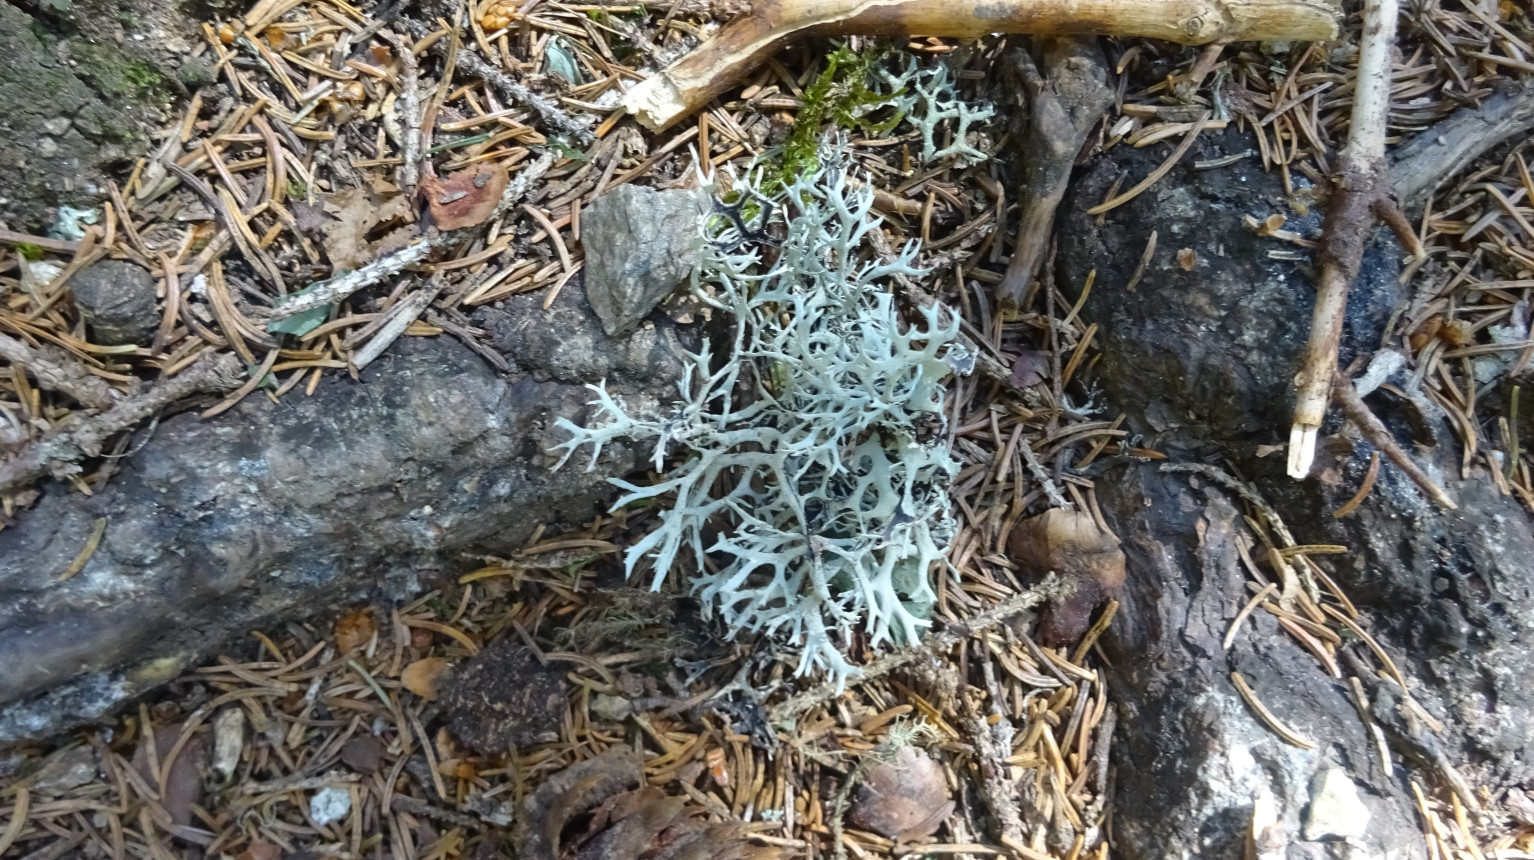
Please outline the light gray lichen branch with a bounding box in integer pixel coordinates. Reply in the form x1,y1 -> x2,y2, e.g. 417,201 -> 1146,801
556,139 -> 969,686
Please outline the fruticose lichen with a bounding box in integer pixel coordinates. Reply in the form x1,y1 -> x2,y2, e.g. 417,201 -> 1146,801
556,139 -> 970,685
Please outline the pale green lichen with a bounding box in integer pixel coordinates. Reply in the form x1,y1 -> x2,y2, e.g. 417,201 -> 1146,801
555,139 -> 969,685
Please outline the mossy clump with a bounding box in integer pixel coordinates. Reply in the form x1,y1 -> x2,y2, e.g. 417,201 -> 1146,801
771,44 -> 907,191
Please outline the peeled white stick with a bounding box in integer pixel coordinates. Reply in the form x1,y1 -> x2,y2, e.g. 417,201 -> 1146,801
622,0 -> 1339,130
1288,0 -> 1399,479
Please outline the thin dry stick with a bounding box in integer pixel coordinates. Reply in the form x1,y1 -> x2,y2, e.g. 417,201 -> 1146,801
0,352 -> 243,494
400,18 -> 594,144
1332,376 -> 1456,509
1288,0 -> 1423,478
270,239 -> 437,320
352,274 -> 447,369
387,32 -> 423,193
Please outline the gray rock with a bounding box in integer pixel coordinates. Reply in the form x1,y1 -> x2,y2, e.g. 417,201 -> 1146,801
1305,769 -> 1371,841
68,260 -> 159,346
581,184 -> 704,337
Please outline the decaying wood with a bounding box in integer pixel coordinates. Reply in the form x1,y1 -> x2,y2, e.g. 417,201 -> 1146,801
997,38 -> 1114,308
622,0 -> 1340,130
0,334 -> 122,412
1288,0 -> 1421,479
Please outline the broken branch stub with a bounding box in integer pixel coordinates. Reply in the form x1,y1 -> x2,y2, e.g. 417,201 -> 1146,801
621,0 -> 1340,130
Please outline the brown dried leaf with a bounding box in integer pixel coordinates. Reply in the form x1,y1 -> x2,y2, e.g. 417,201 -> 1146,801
1177,248 -> 1197,270
401,657 -> 452,701
1007,507 -> 1126,646
340,735 -> 385,775
422,163 -> 510,231
517,746 -> 644,860
318,187 -> 416,271
1008,348 -> 1049,389
334,608 -> 376,652
848,746 -> 953,840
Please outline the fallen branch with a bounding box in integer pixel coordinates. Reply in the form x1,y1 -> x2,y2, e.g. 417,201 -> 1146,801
767,577 -> 1070,725
0,352 -> 244,494
400,19 -> 594,144
0,334 -> 121,411
622,0 -> 1338,130
997,38 -> 1114,308
1391,80 -> 1534,210
1288,0 -> 1423,479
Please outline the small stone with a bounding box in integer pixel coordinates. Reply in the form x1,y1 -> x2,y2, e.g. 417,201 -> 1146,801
1303,768 -> 1371,841
590,693 -> 632,722
848,746 -> 953,840
309,785 -> 352,826
43,117 -> 71,136
30,745 -> 97,796
581,184 -> 705,337
69,259 -> 160,345
37,138 -> 58,158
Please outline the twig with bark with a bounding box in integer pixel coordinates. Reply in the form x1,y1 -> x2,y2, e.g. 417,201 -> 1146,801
400,19 -> 594,144
1288,0 -> 1424,479
0,352 -> 244,494
621,0 -> 1338,130
767,577 -> 1070,725
0,334 -> 122,412
1332,375 -> 1456,509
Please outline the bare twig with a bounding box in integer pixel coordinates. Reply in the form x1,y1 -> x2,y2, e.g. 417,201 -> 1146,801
622,0 -> 1337,130
386,32 -> 424,193
0,352 -> 244,494
400,19 -> 594,144
270,239 -> 437,320
352,274 -> 447,369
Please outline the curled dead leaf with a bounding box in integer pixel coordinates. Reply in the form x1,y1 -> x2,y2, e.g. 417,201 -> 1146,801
422,163 -> 510,231
1007,508 -> 1126,646
515,747 -> 781,860
400,657 -> 452,701
315,187 -> 417,271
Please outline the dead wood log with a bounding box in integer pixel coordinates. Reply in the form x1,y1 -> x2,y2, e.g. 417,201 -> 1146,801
0,283 -> 695,745
622,0 -> 1339,130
